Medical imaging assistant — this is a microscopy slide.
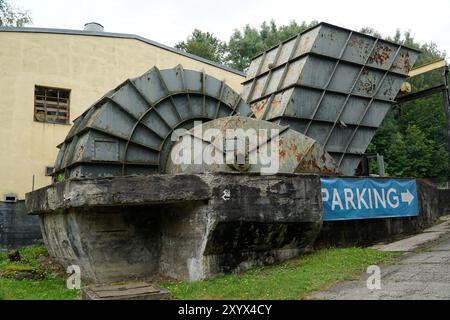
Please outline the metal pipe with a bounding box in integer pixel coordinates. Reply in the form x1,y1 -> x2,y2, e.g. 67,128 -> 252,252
442,67 -> 450,159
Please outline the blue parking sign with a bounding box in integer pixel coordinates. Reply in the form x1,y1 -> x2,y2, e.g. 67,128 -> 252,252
321,178 -> 419,221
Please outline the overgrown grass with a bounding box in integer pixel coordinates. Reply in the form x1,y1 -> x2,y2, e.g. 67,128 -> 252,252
0,246 -> 399,300
161,248 -> 400,300
0,278 -> 80,300
0,246 -> 80,300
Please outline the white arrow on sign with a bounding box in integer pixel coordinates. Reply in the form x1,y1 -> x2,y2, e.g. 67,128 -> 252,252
401,189 -> 414,205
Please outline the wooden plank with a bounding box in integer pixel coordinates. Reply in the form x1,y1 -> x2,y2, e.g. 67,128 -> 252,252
91,282 -> 155,291
44,110 -> 68,115
408,59 -> 447,78
35,106 -> 68,113
35,100 -> 69,107
82,285 -> 171,300
96,286 -> 160,298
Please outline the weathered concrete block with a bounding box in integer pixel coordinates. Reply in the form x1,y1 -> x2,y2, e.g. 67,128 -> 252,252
27,173 -> 322,283
40,207 -> 161,283
0,201 -> 42,250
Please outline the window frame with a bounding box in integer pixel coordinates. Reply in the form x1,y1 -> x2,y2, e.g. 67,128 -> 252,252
34,85 -> 71,125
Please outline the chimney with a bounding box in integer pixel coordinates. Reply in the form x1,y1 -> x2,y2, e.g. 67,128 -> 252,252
83,22 -> 104,32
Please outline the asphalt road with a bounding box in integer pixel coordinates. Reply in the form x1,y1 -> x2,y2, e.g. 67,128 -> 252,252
310,235 -> 450,300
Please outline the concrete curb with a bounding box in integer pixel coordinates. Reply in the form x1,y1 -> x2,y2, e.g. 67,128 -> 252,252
371,215 -> 450,252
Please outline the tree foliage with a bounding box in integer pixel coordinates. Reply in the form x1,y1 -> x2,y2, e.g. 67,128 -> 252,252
367,30 -> 449,181
175,20 -> 318,71
227,20 -> 318,71
175,29 -> 227,64
384,125 -> 435,178
0,0 -> 32,27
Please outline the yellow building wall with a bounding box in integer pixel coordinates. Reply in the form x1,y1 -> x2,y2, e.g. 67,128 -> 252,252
0,31 -> 245,199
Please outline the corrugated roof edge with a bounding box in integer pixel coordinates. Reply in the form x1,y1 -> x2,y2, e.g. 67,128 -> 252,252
0,26 -> 246,77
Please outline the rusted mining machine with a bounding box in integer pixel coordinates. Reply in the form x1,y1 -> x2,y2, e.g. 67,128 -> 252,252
26,23 -> 419,286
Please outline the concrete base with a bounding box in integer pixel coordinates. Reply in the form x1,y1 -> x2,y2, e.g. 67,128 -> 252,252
26,173 -> 322,283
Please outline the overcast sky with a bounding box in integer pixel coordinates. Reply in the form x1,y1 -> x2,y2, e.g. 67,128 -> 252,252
11,0 -> 450,58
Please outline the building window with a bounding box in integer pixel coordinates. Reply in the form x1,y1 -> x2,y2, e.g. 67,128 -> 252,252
34,86 -> 70,124
45,166 -> 54,177
3,194 -> 17,203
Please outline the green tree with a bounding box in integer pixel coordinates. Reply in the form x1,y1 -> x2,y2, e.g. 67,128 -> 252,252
227,20 -> 318,71
403,125 -> 435,177
429,144 -> 450,179
385,125 -> 435,178
0,0 -> 32,27
384,132 -> 408,177
175,29 -> 227,64
369,29 -> 449,181
359,27 -> 382,38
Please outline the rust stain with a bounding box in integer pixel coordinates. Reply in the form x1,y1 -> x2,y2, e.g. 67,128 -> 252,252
303,36 -> 311,50
300,34 -> 317,54
402,52 -> 412,73
350,36 -> 372,60
291,142 -> 298,152
271,95 -> 283,113
368,45 -> 392,65
392,51 -> 412,74
292,144 -> 339,174
251,98 -> 269,119
357,70 -> 377,95
265,94 -> 284,119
